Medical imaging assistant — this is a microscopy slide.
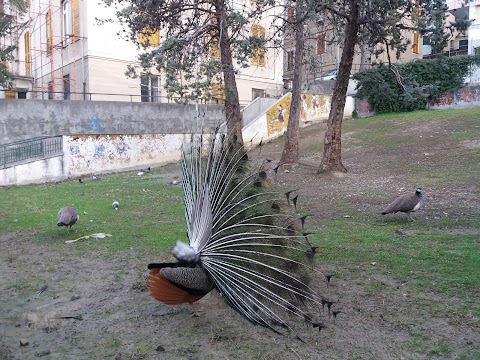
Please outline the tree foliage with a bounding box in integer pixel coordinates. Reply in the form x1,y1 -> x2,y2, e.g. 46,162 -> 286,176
0,0 -> 27,87
298,0 -> 454,173
353,56 -> 480,113
101,0 -> 278,144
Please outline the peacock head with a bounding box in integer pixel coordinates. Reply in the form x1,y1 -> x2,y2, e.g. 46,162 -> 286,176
172,240 -> 199,264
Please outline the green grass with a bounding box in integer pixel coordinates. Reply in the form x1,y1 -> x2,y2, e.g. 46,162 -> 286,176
0,168 -> 185,256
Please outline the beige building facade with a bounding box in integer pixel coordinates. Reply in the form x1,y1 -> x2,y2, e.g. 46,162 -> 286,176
2,0 -> 284,105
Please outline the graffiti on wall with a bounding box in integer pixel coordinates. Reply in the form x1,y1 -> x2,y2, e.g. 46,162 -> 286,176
67,134 -> 179,175
86,113 -> 105,133
265,93 -> 332,136
430,86 -> 480,108
266,95 -> 291,136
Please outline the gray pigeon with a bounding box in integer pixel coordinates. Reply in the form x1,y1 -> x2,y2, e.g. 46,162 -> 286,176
57,207 -> 79,232
112,201 -> 119,210
137,167 -> 151,176
381,188 -> 424,221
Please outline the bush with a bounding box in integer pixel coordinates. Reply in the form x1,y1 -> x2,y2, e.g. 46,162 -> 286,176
353,55 -> 480,114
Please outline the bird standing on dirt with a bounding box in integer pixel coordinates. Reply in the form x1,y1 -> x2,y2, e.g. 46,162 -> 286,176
148,130 -> 326,333
381,188 -> 424,221
57,207 -> 79,233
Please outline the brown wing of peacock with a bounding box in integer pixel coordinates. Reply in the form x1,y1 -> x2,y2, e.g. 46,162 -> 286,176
148,265 -> 213,305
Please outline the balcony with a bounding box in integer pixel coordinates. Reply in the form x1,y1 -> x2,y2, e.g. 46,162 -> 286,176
423,47 -> 469,59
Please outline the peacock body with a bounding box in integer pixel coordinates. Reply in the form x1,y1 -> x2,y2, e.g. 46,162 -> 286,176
57,207 -> 79,232
381,188 -> 424,221
148,131 -> 326,333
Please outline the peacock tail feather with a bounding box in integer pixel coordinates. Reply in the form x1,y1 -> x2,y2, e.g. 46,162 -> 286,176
178,129 -> 325,333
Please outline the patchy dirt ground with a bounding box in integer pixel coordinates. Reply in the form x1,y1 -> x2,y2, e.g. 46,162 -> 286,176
1,116 -> 479,359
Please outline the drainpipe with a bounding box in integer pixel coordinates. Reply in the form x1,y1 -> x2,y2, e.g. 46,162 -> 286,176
81,0 -> 86,100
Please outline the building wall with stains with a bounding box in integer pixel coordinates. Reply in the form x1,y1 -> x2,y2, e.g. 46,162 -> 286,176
0,133 -> 189,185
64,133 -> 188,177
0,100 -> 224,144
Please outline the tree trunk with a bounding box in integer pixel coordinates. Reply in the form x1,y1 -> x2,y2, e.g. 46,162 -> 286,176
215,0 -> 244,146
279,0 -> 304,165
318,0 -> 359,173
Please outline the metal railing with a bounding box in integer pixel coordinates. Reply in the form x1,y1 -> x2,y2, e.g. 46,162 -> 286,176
0,89 -> 216,103
0,136 -> 63,169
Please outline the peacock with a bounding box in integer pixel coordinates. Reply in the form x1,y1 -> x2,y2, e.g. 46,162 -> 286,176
147,130 -> 329,334
57,207 -> 79,233
381,188 -> 424,221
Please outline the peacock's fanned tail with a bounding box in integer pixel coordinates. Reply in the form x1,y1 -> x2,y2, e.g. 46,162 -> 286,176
181,130 -> 324,333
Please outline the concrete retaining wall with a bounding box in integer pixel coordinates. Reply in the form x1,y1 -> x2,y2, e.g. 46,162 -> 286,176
0,99 -> 225,144
0,156 -> 64,185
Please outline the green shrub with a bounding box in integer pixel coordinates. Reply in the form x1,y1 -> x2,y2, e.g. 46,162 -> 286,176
353,55 -> 480,113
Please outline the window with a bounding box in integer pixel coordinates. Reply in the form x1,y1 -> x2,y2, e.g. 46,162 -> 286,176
412,32 -> 419,54
141,75 -> 160,102
139,26 -> 160,46
251,24 -> 266,66
150,76 -> 159,102
252,88 -> 265,100
287,50 -> 295,71
48,81 -> 54,99
18,91 -> 27,99
450,40 -> 455,49
46,11 -> 53,56
317,34 -> 326,54
63,74 -> 70,100
459,39 -> 468,50
25,31 -> 31,76
62,0 -> 72,45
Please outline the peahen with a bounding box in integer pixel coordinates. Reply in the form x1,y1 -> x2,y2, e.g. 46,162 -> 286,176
381,188 -> 424,221
148,131 -> 327,334
57,207 -> 79,233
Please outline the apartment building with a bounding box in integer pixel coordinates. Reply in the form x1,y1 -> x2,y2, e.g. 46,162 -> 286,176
282,4 -> 423,91
1,0 -> 284,105
0,0 -> 32,99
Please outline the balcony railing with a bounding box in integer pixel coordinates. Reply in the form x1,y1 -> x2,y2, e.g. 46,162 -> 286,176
0,89 -> 216,103
423,47 -> 468,59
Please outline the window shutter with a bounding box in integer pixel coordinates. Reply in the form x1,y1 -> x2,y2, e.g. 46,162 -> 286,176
139,27 -> 160,46
25,32 -> 31,76
317,34 -> 325,54
46,11 -> 53,56
251,24 -> 266,66
413,32 -> 419,54
72,0 -> 80,38
5,90 -> 17,99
